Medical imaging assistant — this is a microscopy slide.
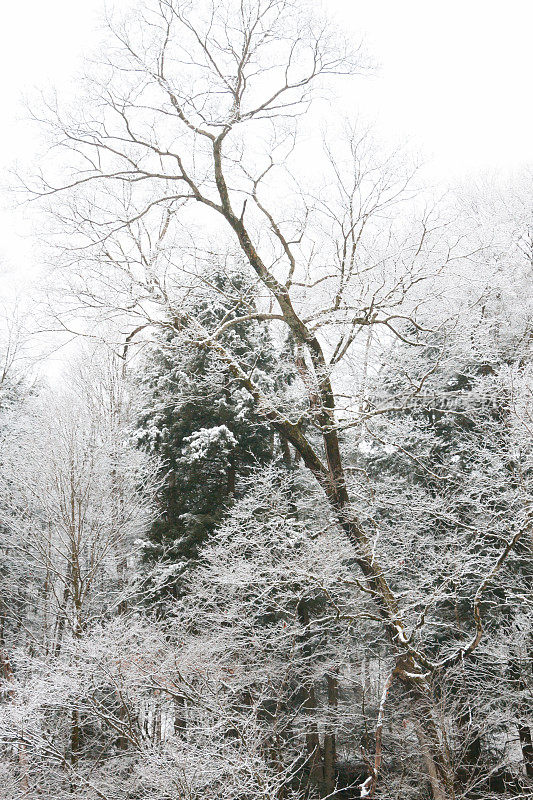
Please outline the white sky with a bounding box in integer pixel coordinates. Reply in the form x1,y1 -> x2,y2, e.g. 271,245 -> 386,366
0,0 -> 532,283
337,0 -> 533,178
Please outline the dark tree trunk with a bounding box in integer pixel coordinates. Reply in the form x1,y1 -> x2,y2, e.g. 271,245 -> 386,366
323,673 -> 338,796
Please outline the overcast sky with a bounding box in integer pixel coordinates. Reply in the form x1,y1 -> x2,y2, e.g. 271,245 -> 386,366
1,0 -> 532,284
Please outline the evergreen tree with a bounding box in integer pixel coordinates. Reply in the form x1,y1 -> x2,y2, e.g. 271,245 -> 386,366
137,268 -> 291,598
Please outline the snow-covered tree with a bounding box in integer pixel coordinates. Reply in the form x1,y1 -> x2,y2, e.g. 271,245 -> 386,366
0,343 -> 158,793
19,0 -> 533,796
136,266 -> 288,598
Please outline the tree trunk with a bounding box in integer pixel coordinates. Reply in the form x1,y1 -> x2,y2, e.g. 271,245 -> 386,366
70,707 -> 80,766
303,685 -> 325,793
323,673 -> 338,797
409,686 -> 455,800
0,647 -> 30,792
174,695 -> 187,738
518,723 -> 533,780
415,723 -> 448,800
509,646 -> 533,780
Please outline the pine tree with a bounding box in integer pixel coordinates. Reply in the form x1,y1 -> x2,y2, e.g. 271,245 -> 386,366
137,267 -> 291,598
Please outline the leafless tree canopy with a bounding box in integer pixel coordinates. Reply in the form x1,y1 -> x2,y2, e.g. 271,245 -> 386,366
0,2 -> 531,799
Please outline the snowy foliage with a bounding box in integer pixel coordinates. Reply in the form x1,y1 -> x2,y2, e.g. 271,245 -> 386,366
1,1 -> 531,798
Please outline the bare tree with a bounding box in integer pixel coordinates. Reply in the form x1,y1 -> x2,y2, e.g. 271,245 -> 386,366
23,2 -> 532,797
0,342 -> 158,792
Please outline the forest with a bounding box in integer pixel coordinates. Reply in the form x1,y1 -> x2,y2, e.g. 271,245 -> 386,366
0,1 -> 531,798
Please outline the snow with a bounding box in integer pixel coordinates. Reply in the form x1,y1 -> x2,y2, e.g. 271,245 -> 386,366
180,425 -> 238,463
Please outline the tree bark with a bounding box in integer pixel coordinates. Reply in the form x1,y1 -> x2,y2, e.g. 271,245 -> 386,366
1,647 -> 30,792
323,673 -> 338,797
518,723 -> 533,780
409,686 -> 455,800
304,685 -> 325,794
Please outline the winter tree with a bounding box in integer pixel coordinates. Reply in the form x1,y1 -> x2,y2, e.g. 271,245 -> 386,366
136,266 -> 289,599
14,0 -> 533,797
0,342 -> 159,795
